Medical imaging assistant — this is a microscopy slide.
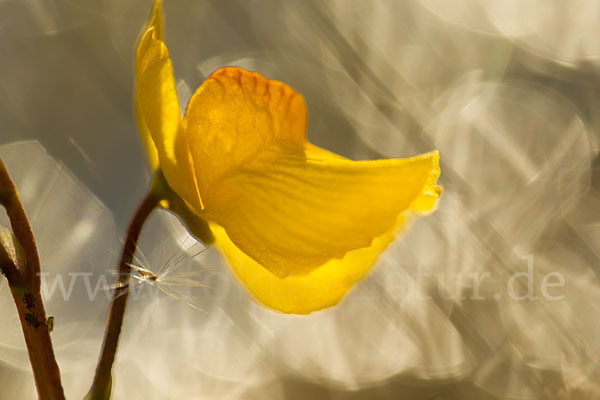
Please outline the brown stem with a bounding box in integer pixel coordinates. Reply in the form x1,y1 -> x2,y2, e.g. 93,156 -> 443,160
86,185 -> 161,399
0,158 -> 41,287
0,157 -> 65,400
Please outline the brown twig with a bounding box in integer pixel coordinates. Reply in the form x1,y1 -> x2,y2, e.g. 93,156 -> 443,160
86,181 -> 161,400
0,157 -> 65,400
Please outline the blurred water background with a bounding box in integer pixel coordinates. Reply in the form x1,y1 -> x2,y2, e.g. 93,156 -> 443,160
1,0 -> 600,399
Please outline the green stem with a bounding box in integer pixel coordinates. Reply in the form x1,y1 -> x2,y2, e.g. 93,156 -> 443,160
86,177 -> 162,400
0,157 -> 65,400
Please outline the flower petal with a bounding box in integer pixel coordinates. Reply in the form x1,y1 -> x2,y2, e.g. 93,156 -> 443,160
211,172 -> 439,314
205,146 -> 440,278
183,67 -> 308,207
135,0 -> 203,210
210,221 -> 396,314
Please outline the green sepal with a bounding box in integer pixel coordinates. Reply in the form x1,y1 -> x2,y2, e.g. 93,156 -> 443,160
152,170 -> 215,245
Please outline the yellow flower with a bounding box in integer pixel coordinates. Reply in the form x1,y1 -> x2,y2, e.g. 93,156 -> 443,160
135,0 -> 441,314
